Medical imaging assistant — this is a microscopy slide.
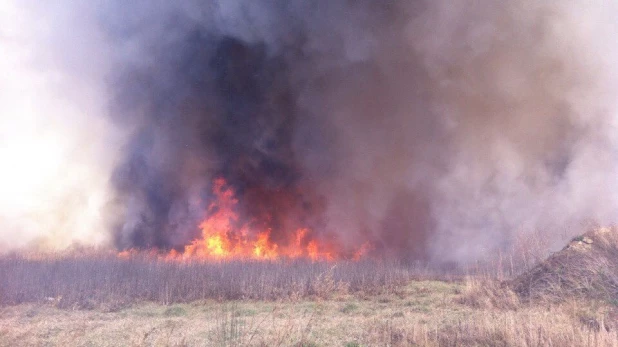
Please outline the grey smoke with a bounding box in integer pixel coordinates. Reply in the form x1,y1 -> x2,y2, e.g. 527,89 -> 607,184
2,0 -> 618,264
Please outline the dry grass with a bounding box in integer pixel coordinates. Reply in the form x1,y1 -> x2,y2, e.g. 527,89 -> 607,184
2,279 -> 618,346
4,227 -> 618,345
512,226 -> 618,303
0,254 -> 419,308
456,277 -> 520,310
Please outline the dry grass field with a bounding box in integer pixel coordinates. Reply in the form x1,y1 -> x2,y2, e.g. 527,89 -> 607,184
1,279 -> 617,346
3,228 -> 618,346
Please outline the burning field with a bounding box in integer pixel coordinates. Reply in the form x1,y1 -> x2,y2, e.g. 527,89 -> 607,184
3,0 -> 618,264
4,0 -> 618,345
120,178 -> 371,262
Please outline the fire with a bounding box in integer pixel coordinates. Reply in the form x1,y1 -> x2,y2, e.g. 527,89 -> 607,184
117,178 -> 371,261
159,178 -> 367,261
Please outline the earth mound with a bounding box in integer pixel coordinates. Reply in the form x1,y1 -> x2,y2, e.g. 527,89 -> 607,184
512,227 -> 618,303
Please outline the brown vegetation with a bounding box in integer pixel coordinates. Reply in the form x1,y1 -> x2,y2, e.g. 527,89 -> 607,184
512,226 -> 618,303
0,254 -> 417,309
2,280 -> 618,346
3,228 -> 618,345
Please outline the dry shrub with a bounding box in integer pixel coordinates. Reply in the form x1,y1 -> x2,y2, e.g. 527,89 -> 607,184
0,255 -> 414,307
457,277 -> 520,310
308,265 -> 349,300
511,226 -> 618,303
562,299 -> 614,333
437,325 -> 510,347
365,320 -> 411,347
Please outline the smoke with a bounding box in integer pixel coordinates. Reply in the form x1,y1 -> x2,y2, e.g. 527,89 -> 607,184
0,2 -> 122,251
3,0 -> 618,263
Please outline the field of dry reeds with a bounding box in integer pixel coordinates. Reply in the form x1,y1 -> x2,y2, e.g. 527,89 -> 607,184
2,227 -> 618,346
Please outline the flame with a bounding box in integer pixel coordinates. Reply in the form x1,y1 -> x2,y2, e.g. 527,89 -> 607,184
159,178 -> 367,261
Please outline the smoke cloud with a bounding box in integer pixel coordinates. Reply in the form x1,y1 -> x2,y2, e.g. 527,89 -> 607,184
3,0 -> 618,263
0,2 -> 121,251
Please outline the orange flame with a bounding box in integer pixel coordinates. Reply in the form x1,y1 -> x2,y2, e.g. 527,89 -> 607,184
159,178 -> 366,261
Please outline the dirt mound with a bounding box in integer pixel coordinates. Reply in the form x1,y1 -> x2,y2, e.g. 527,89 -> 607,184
511,227 -> 618,303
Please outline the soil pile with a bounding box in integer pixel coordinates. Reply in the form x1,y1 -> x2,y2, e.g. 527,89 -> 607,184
512,227 -> 618,303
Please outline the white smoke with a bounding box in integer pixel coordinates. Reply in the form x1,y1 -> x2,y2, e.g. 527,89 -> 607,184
0,2 -> 121,251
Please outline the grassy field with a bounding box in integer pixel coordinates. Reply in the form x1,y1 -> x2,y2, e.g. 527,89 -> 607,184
3,229 -> 618,346
1,279 -> 617,346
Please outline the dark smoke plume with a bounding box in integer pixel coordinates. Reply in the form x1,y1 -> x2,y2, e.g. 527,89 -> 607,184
3,1 -> 618,263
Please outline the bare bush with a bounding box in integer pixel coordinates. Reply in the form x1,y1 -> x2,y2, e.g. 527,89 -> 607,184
457,277 -> 520,310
